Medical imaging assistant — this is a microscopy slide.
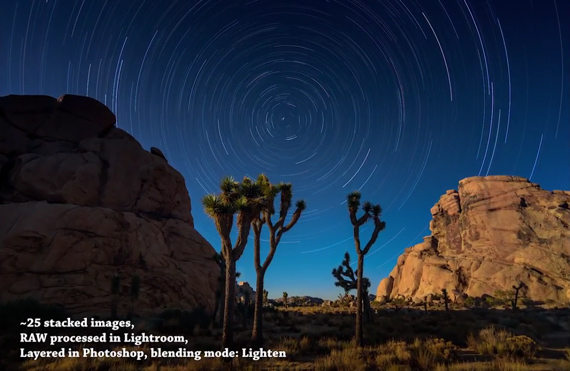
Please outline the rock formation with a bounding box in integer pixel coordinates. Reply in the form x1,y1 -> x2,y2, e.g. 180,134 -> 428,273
0,94 -> 220,316
237,281 -> 256,303
376,176 -> 570,305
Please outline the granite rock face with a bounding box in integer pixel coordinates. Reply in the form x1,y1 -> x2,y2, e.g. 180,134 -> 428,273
0,94 -> 219,316
376,176 -> 570,304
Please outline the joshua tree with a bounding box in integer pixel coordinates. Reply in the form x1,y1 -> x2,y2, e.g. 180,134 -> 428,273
512,282 -> 525,310
263,290 -> 269,306
211,252 -> 224,327
202,176 -> 262,350
332,252 -> 373,322
251,174 -> 306,346
128,274 -> 140,319
442,288 -> 450,311
283,292 -> 288,308
110,273 -> 121,319
347,191 -> 386,347
211,252 -> 242,328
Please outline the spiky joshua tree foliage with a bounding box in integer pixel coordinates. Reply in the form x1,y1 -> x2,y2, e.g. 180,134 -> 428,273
332,252 -> 373,322
347,191 -> 386,347
250,174 -> 306,347
202,176 -> 262,350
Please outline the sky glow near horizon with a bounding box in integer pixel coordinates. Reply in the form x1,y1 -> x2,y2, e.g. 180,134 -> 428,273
1,0 -> 569,300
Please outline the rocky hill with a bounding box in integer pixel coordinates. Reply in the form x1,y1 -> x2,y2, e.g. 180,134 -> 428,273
376,176 -> 570,305
0,94 -> 219,316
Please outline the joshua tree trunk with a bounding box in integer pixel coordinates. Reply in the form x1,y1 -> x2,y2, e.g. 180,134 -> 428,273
218,290 -> 225,328
355,253 -> 364,347
222,257 -> 236,350
512,283 -> 524,311
212,295 -> 220,325
252,271 -> 265,346
362,291 -> 371,323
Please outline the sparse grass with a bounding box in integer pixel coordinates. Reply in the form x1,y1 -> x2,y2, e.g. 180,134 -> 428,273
314,347 -> 367,371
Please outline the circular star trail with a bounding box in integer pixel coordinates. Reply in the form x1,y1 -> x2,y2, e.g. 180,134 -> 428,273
2,0 -> 568,298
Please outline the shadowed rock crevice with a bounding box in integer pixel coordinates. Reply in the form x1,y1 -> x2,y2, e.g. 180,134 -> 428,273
0,94 -> 219,316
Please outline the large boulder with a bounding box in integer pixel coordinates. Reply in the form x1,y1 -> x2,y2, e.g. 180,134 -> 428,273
0,94 -> 219,316
376,176 -> 570,305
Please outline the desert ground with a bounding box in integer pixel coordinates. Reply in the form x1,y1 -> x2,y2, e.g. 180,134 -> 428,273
1,298 -> 569,371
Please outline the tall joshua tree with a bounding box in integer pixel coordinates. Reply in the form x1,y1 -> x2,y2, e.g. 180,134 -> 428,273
202,176 -> 262,350
211,252 -> 241,328
251,174 -> 306,346
332,252 -> 373,322
347,191 -> 386,347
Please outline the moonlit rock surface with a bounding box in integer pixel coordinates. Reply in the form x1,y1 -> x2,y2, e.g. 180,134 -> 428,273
0,94 -> 219,316
376,176 -> 570,304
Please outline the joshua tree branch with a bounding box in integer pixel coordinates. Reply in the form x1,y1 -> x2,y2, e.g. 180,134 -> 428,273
233,213 -> 254,261
253,220 -> 263,271
356,213 -> 369,226
361,219 -> 386,255
354,225 -> 362,253
349,209 -> 358,226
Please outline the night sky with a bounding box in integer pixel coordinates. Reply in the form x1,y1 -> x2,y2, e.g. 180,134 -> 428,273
1,1 -> 568,300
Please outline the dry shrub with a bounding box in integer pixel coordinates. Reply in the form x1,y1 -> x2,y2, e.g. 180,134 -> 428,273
504,335 -> 537,360
468,326 -> 537,361
375,341 -> 408,369
299,335 -> 312,352
182,357 -> 260,371
274,337 -> 303,358
381,340 -> 411,363
374,338 -> 455,371
317,337 -> 351,353
408,338 -> 456,371
468,326 -> 510,356
314,347 -> 367,371
489,358 -> 532,371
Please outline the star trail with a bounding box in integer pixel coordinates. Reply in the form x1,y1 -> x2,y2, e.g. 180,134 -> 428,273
1,0 -> 568,299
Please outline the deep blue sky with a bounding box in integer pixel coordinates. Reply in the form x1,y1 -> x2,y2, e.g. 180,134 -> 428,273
1,1 -> 568,300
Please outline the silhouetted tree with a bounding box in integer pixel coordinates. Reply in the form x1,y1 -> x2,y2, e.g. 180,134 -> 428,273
202,176 -> 262,350
128,274 -> 140,319
442,288 -> 450,311
283,292 -> 288,308
263,290 -> 269,306
512,282 -> 525,310
332,252 -> 373,322
110,273 -> 120,319
346,191 -> 386,347
251,174 -> 306,346
211,252 -> 241,328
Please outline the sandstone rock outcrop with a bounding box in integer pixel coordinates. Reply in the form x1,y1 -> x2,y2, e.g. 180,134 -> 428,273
0,94 -> 220,316
376,176 -> 570,304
